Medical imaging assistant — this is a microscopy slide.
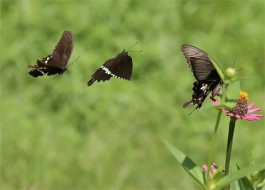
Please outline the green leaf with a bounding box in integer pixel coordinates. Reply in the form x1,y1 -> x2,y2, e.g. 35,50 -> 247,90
163,140 -> 204,188
215,163 -> 265,190
251,169 -> 265,189
236,164 -> 254,190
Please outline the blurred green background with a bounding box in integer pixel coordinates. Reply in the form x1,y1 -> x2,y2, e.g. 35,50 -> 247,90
1,0 -> 264,189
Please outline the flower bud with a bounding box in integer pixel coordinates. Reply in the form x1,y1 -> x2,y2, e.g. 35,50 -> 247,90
225,67 -> 236,78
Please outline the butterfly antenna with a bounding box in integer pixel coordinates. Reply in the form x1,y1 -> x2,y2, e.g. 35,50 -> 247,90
127,41 -> 139,51
128,49 -> 142,53
69,56 -> 80,67
127,42 -> 142,53
127,41 -> 143,53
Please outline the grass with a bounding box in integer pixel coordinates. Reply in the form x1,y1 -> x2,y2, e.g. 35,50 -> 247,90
1,0 -> 264,189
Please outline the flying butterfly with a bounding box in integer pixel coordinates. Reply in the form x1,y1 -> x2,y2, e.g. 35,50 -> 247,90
87,50 -> 133,86
181,44 -> 223,109
28,31 -> 74,77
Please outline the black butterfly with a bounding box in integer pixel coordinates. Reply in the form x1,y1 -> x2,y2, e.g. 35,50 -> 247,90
28,31 -> 74,77
87,50 -> 132,86
181,44 -> 223,109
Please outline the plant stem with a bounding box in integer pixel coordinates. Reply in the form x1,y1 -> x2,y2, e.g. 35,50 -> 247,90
207,110 -> 222,179
224,117 -> 237,175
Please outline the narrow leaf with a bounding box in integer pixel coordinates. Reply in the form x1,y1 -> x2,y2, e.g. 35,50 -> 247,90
215,163 -> 265,190
163,140 -> 204,187
236,164 -> 254,190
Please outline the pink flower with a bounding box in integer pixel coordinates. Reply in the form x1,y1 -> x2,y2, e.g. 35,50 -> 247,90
212,91 -> 263,121
202,163 -> 218,178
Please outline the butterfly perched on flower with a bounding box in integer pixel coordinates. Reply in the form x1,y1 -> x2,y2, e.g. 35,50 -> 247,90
181,44 -> 223,109
28,31 -> 74,77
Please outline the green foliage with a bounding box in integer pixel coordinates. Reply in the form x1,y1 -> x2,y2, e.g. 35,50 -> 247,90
164,140 -> 265,190
216,164 -> 265,190
163,140 -> 204,188
1,0 -> 264,189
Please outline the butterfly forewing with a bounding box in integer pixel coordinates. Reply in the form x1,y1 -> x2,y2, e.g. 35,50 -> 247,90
28,31 -> 74,77
87,50 -> 133,86
181,44 -> 211,61
189,58 -> 219,81
48,31 -> 74,69
181,45 -> 214,79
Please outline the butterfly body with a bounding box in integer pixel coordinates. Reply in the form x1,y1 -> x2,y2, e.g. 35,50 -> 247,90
87,50 -> 132,86
28,31 -> 74,77
181,44 -> 222,109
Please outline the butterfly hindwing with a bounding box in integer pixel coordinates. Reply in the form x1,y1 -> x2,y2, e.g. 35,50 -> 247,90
183,81 -> 222,109
87,50 -> 132,86
88,66 -> 112,85
28,31 -> 74,77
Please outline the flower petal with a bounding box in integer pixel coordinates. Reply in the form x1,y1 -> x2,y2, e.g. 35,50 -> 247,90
226,113 -> 234,117
248,117 -> 259,121
212,99 -> 221,105
202,164 -> 208,172
248,108 -> 262,113
244,114 -> 263,121
247,102 -> 256,109
211,163 -> 217,174
242,115 -> 254,121
247,114 -> 264,117
242,115 -> 250,120
235,114 -> 242,119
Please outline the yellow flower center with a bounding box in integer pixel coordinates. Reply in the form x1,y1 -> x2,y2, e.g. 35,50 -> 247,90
239,91 -> 248,100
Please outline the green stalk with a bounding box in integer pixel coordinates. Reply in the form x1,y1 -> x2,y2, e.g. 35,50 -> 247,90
225,117 -> 237,175
207,110 -> 222,180
207,81 -> 228,182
